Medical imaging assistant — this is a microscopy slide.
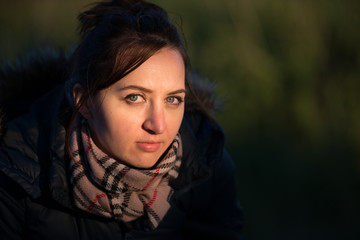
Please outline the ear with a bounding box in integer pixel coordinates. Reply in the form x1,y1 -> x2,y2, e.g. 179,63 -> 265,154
72,83 -> 93,120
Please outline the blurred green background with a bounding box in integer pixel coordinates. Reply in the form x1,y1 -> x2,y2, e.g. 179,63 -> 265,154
1,0 -> 360,239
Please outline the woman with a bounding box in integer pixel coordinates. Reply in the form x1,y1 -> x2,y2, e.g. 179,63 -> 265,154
0,0 -> 243,239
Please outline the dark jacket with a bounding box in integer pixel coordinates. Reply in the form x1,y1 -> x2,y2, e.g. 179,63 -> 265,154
0,49 -> 243,240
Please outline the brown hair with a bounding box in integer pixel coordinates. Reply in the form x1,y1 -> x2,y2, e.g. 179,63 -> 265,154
65,0 -> 211,158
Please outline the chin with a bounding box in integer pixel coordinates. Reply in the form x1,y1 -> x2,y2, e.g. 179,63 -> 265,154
131,161 -> 157,169
126,154 -> 160,169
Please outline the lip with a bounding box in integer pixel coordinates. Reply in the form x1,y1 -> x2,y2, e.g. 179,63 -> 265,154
136,142 -> 162,152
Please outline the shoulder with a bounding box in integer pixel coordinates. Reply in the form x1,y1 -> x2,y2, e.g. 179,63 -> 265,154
0,112 -> 42,198
0,84 -> 68,199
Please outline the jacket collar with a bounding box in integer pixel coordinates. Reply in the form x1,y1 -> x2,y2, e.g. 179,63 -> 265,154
170,113 -> 224,194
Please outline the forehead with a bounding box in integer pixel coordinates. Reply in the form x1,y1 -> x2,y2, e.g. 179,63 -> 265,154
113,48 -> 185,90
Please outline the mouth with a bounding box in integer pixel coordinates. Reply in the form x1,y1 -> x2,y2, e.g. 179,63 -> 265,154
136,142 -> 162,152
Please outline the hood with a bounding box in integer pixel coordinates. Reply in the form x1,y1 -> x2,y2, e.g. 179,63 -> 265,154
0,46 -> 72,141
0,46 -> 220,143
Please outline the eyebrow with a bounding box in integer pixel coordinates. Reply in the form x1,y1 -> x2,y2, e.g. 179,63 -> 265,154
118,85 -> 186,95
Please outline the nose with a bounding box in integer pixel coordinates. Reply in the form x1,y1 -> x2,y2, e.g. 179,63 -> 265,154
142,106 -> 166,134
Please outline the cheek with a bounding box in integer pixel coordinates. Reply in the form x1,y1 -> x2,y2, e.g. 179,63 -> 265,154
91,113 -> 136,154
103,111 -> 143,140
167,109 -> 184,133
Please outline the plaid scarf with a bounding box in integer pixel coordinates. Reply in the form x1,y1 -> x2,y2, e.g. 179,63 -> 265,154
69,117 -> 182,229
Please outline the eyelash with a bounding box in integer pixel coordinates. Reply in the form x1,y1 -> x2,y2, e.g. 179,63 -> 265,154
125,94 -> 184,106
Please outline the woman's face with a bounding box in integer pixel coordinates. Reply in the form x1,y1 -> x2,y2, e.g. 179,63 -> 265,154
79,48 -> 185,168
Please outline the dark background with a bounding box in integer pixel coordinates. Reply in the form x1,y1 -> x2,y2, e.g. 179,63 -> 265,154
1,0 -> 360,239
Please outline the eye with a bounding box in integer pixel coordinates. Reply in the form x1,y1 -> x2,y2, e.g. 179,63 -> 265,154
166,96 -> 183,105
125,94 -> 145,103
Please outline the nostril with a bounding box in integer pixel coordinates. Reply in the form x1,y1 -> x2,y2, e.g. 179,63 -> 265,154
142,121 -> 166,135
144,128 -> 156,135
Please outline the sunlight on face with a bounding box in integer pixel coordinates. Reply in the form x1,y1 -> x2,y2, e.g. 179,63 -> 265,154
84,48 -> 185,168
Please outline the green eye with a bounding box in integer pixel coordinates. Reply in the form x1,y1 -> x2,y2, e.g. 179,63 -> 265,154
128,95 -> 138,102
125,94 -> 144,103
166,96 -> 175,103
166,96 -> 183,105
